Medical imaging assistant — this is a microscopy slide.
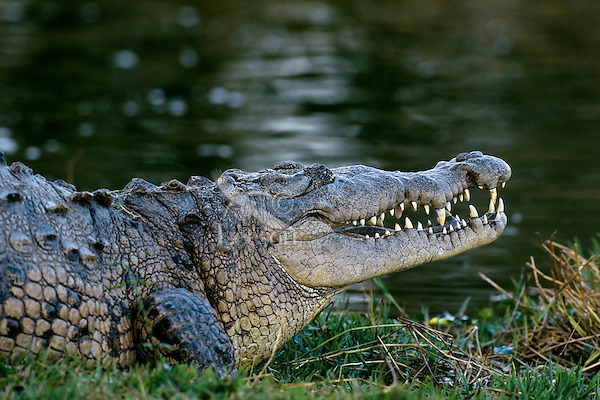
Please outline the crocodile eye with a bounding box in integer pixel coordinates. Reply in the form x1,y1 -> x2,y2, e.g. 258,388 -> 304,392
305,163 -> 334,186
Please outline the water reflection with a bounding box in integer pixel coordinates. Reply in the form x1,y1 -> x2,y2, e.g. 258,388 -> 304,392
1,0 -> 600,313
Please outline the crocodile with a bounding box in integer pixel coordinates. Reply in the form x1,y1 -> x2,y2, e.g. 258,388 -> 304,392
0,150 -> 511,375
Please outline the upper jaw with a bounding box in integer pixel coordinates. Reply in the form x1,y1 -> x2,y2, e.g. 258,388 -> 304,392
278,178 -> 507,244
278,151 -> 511,242
215,151 -> 511,244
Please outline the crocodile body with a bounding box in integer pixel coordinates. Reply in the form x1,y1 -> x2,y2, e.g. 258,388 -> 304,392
0,151 -> 511,374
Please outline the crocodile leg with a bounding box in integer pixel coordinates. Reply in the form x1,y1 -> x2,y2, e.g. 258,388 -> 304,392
132,288 -> 235,376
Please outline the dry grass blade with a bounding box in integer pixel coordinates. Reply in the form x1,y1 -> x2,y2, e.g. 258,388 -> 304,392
491,239 -> 600,373
282,316 -> 502,389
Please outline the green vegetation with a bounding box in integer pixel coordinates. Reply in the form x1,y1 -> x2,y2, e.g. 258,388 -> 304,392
2,239 -> 600,399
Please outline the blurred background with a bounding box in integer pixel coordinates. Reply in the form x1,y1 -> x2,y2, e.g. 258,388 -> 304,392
1,0 -> 599,314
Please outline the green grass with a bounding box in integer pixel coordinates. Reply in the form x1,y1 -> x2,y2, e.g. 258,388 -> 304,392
2,239 -> 600,399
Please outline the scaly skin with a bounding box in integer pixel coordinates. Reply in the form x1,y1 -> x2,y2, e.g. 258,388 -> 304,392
0,151 -> 511,375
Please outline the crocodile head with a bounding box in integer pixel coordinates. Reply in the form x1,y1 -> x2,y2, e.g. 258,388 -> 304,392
216,151 -> 511,288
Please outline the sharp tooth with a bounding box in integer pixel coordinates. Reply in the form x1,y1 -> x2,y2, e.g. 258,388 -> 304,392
436,209 -> 446,226
428,227 -> 433,234
442,227 -> 447,234
490,187 -> 497,205
464,188 -> 471,201
366,234 -> 370,239
488,199 -> 495,213
360,218 -> 365,226
478,185 -> 484,190
482,215 -> 488,225
370,216 -> 377,225
453,196 -> 457,204
385,229 -> 391,236
456,221 -> 461,230
449,225 -> 454,232
459,193 -> 464,202
352,220 -> 358,225
501,182 -> 506,188
445,202 -> 452,212
405,217 -> 414,229
417,221 -> 423,230
469,205 -> 479,218
427,219 -> 432,227
389,208 -> 395,217
400,203 -> 405,211
395,206 -> 403,218
411,201 -> 418,211
423,204 -> 430,214
394,223 -> 401,231
497,198 -> 505,213
375,233 -> 380,239
462,219 -> 467,228
378,213 -> 385,226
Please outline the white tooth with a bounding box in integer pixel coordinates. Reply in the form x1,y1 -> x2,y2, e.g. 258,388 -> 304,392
459,193 -> 464,202
478,185 -> 484,190
400,203 -> 405,211
353,220 -> 358,225
427,219 -> 433,227
365,234 -> 370,239
453,196 -> 457,204
501,182 -> 506,188
456,221 -> 461,230
375,233 -> 380,239
464,188 -> 471,201
405,217 -> 414,229
423,204 -> 430,214
394,223 -> 401,231
469,205 -> 479,218
411,201 -> 418,211
462,219 -> 467,228
488,199 -> 495,213
395,206 -> 403,218
445,202 -> 452,212
370,216 -> 377,225
385,229 -> 391,236
442,227 -> 447,234
417,221 -> 423,231
455,214 -> 461,222
436,209 -> 446,226
360,218 -> 365,226
389,208 -> 395,217
428,227 -> 434,234
482,215 -> 488,225
498,198 -> 505,213
449,225 -> 454,232
378,213 -> 385,226
490,187 -> 497,205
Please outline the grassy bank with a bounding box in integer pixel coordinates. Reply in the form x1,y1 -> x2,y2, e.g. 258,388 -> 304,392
2,239 -> 600,399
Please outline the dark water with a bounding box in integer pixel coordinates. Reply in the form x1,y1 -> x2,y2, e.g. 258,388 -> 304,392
1,0 -> 600,313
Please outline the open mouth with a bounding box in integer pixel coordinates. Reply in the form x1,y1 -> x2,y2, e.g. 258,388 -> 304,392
333,183 -> 506,240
